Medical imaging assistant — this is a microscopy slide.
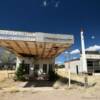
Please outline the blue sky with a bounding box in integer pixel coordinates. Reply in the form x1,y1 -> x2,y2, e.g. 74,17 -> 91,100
0,0 -> 100,64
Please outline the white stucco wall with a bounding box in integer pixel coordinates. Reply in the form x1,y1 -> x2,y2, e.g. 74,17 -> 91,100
65,60 -> 83,74
86,54 -> 100,59
16,56 -> 55,75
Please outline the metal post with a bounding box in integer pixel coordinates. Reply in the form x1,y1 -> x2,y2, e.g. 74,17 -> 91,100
84,73 -> 88,88
68,51 -> 71,88
65,51 -> 71,88
68,67 -> 71,88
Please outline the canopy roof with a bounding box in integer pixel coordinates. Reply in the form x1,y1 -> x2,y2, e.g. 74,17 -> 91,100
0,30 -> 74,58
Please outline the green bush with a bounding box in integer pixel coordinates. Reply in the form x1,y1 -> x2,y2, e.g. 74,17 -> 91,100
15,61 -> 26,81
58,64 -> 65,68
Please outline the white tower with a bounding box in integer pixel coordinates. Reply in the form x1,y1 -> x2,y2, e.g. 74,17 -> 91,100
80,29 -> 87,73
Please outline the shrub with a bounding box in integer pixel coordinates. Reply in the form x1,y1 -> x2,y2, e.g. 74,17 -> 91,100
58,64 -> 65,68
15,61 -> 26,81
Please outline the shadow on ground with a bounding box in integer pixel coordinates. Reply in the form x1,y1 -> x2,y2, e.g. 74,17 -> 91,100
58,76 -> 84,86
24,80 -> 55,87
23,75 -> 96,88
58,76 -> 96,87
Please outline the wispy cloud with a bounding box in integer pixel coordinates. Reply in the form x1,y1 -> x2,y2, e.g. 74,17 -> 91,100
64,51 -> 68,54
86,45 -> 100,51
65,45 -> 100,55
91,35 -> 95,39
55,61 -> 63,65
43,0 -> 47,7
42,0 -> 60,8
55,1 -> 60,8
70,49 -> 80,54
72,57 -> 78,60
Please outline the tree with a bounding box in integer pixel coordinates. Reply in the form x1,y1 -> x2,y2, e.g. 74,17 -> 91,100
0,49 -> 16,70
15,60 -> 26,81
0,49 -> 15,64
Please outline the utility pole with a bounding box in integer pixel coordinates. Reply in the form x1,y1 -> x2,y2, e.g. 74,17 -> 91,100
68,51 -> 71,88
80,28 -> 88,88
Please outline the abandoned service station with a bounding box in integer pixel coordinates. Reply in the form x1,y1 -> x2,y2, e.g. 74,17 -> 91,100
0,30 -> 74,79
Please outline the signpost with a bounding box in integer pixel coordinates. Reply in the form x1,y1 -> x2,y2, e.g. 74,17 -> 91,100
65,51 -> 71,88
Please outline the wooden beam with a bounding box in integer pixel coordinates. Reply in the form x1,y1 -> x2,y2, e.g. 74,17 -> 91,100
50,47 -> 59,57
0,41 -> 19,56
14,41 -> 25,53
24,42 -> 32,55
4,41 -> 19,53
34,42 -> 38,56
45,44 -> 55,58
4,40 -> 21,53
40,43 -> 46,58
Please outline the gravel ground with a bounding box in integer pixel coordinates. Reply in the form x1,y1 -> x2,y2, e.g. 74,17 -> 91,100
0,70 -> 100,100
0,87 -> 100,100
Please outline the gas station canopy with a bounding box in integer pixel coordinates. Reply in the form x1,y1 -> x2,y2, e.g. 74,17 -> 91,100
0,30 -> 74,58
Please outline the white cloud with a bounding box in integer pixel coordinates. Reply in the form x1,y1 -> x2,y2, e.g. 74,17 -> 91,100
43,0 -> 47,7
70,49 -> 80,54
86,45 -> 100,51
72,57 -> 78,60
42,0 -> 60,8
55,1 -> 60,8
64,51 -> 68,54
91,35 -> 95,39
55,61 -> 63,65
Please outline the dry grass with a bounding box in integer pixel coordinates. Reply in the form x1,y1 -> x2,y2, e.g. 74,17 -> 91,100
0,70 -> 15,81
0,69 -> 100,92
57,68 -> 96,83
57,68 -> 100,94
0,70 -> 22,89
0,69 -> 100,100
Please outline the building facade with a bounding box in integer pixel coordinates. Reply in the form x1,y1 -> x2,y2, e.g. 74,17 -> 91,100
65,51 -> 100,75
0,30 -> 74,79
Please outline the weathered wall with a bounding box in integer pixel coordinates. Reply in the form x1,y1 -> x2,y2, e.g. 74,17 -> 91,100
16,56 -> 55,75
65,60 -> 83,74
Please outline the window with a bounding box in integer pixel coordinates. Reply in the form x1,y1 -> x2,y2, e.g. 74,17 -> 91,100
23,64 -> 30,74
34,64 -> 39,70
49,64 -> 53,71
87,61 -> 93,66
43,64 -> 47,73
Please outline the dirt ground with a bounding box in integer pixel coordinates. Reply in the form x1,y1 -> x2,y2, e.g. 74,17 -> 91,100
0,89 -> 100,100
0,69 -> 100,100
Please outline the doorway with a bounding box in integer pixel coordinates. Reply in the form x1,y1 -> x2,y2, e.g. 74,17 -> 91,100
43,64 -> 47,73
76,65 -> 79,75
34,64 -> 39,78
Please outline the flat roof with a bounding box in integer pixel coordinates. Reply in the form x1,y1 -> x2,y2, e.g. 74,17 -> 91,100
0,30 -> 74,58
80,51 -> 100,55
64,58 -> 80,63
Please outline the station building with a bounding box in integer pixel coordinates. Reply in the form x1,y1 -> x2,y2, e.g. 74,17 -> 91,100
0,30 -> 74,79
65,51 -> 100,75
